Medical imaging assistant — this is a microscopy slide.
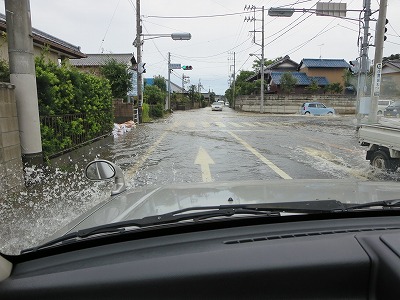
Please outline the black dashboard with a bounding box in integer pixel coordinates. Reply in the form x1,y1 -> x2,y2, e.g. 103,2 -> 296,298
2,213 -> 400,299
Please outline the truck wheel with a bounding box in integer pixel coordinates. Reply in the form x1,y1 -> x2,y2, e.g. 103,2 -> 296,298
370,151 -> 399,171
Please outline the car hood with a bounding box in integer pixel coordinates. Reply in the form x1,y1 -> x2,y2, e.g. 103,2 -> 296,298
51,179 -> 400,239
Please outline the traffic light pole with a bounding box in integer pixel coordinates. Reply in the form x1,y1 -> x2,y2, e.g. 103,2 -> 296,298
368,0 -> 388,124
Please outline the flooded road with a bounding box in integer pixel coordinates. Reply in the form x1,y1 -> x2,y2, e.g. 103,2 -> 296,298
1,107 -> 399,254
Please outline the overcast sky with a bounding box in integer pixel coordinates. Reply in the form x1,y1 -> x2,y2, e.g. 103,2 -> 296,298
2,0 -> 400,95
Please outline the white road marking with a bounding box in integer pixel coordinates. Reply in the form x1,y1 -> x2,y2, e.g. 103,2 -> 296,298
194,146 -> 215,182
228,122 -> 244,128
227,131 -> 292,179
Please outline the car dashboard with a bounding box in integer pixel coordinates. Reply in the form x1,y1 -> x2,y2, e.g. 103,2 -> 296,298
1,213 -> 400,299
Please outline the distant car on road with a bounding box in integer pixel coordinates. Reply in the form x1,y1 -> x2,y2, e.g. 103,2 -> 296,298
383,101 -> 400,117
377,100 -> 393,115
300,102 -> 335,116
211,102 -> 223,111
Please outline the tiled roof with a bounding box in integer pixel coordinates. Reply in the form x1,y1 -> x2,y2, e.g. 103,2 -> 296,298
0,13 -> 85,59
265,55 -> 299,70
270,72 -> 311,85
69,54 -> 136,66
270,72 -> 329,86
309,76 -> 329,86
383,59 -> 400,71
300,58 -> 350,68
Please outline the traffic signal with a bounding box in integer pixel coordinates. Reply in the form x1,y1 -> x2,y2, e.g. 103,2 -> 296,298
384,19 -> 388,41
182,65 -> 193,70
349,60 -> 360,74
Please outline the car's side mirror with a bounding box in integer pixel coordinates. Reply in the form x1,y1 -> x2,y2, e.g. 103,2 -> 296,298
85,160 -> 127,196
85,161 -> 115,180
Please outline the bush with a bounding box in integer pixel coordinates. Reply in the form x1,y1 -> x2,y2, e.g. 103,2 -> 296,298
149,103 -> 164,118
35,55 -> 113,157
142,103 -> 151,122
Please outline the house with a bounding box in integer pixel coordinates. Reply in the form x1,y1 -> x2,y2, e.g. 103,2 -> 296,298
0,13 -> 86,62
266,71 -> 329,94
298,58 -> 350,92
265,55 -> 299,72
247,55 -> 298,81
144,78 -> 185,93
70,53 -> 137,99
381,59 -> 400,95
69,53 -> 136,76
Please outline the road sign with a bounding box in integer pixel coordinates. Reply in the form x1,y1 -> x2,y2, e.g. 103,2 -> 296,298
373,63 -> 382,96
169,63 -> 181,69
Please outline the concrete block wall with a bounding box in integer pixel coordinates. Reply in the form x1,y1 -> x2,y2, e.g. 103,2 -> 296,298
0,83 -> 24,194
113,99 -> 133,124
235,94 -> 356,114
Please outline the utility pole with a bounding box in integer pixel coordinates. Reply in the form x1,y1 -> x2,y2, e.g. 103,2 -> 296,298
245,5 -> 265,113
233,51 -> 236,109
136,0 -> 143,123
167,52 -> 171,111
356,0 -> 371,125
5,0 -> 43,167
260,6 -> 265,113
368,0 -> 388,124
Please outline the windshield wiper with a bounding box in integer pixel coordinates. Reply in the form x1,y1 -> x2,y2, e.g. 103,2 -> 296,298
344,199 -> 400,210
24,200 -> 345,253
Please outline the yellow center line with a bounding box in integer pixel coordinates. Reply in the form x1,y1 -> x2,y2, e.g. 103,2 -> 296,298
227,131 -> 292,180
215,122 -> 226,128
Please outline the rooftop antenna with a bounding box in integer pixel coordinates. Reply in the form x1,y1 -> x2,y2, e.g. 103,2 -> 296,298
318,44 -> 324,59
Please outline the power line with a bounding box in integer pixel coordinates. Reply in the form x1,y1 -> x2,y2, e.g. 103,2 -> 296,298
145,11 -> 251,19
98,0 -> 121,52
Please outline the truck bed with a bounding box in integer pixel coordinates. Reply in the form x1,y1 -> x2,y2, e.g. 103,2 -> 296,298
358,119 -> 400,151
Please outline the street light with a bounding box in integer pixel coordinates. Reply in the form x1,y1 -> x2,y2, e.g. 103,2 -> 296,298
135,28 -> 191,122
268,8 -> 295,17
171,33 -> 191,40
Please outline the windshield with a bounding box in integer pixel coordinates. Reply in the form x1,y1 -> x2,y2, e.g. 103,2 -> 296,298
1,1 -> 400,255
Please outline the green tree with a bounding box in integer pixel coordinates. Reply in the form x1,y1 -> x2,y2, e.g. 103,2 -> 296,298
280,72 -> 297,94
383,54 -> 400,63
326,82 -> 343,94
210,92 -> 216,102
100,59 -> 132,99
252,57 -> 282,72
153,75 -> 167,92
143,85 -> 165,105
188,85 -> 201,104
305,78 -> 320,94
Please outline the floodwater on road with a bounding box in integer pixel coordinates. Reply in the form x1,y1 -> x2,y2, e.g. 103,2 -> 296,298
1,108 -> 399,254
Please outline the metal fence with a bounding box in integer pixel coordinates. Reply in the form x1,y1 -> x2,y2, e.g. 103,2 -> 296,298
40,112 -> 111,158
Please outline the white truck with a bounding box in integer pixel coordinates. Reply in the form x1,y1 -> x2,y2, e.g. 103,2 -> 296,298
358,119 -> 400,171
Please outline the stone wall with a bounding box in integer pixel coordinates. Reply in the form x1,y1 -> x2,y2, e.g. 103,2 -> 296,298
235,94 -> 356,114
0,83 -> 24,193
